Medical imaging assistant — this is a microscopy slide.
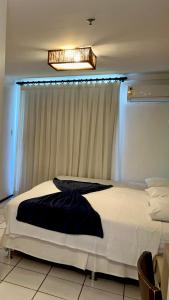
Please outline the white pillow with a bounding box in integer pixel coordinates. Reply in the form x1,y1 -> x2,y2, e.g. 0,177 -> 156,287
145,177 -> 169,188
149,196 -> 169,222
146,187 -> 169,198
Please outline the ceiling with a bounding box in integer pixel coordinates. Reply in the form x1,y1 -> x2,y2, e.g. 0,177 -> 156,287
5,0 -> 169,79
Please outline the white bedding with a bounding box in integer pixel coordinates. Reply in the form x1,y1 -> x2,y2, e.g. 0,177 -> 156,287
3,179 -> 162,267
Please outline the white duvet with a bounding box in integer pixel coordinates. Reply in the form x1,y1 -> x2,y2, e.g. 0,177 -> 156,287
4,180 -> 162,267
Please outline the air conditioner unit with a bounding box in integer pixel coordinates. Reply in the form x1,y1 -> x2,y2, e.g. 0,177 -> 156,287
128,84 -> 169,102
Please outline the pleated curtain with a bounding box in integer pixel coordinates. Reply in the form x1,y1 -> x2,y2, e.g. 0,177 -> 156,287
15,82 -> 119,193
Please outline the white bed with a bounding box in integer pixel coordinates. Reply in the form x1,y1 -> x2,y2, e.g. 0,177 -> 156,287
2,176 -> 169,280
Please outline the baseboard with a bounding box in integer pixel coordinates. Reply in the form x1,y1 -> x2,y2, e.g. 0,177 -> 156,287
0,194 -> 13,203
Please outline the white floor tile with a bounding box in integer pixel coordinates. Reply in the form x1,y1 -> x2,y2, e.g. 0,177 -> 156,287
39,275 -> 82,300
124,284 -> 141,299
0,262 -> 13,280
17,257 -> 51,274
79,286 -> 123,300
0,249 -> 22,266
84,275 -> 124,295
34,292 -> 63,299
0,281 -> 36,300
4,266 -> 46,290
49,265 -> 85,283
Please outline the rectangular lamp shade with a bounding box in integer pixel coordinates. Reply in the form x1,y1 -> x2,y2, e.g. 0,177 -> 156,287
48,47 -> 97,71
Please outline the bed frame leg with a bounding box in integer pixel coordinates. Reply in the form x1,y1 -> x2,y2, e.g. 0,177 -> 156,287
6,249 -> 13,262
91,271 -> 96,281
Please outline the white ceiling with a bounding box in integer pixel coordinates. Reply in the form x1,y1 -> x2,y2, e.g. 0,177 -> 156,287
5,0 -> 169,79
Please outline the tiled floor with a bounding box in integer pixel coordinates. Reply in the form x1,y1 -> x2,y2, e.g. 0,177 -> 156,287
0,249 -> 141,300
0,200 -> 141,300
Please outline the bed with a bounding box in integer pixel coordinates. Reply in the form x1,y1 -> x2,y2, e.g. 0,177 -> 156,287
2,176 -> 169,280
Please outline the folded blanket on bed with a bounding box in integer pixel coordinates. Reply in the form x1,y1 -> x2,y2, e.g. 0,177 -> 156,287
16,179 -> 112,238
53,177 -> 113,194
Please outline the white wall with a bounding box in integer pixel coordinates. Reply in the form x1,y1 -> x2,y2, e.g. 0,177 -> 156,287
0,0 -> 7,199
2,79 -> 19,197
120,75 -> 169,185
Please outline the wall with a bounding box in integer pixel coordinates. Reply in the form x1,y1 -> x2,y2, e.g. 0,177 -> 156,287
120,74 -> 169,186
0,0 -> 7,199
2,79 -> 19,197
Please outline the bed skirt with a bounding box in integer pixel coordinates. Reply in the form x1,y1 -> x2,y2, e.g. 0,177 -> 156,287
1,234 -> 138,280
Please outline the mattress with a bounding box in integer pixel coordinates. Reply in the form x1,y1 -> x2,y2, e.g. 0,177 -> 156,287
2,177 -> 164,268
66,177 -> 169,256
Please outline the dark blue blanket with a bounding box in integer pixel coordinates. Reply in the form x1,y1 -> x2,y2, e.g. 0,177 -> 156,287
16,178 -> 113,238
53,177 -> 113,194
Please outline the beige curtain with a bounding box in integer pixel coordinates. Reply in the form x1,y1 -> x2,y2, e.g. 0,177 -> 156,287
15,82 -> 119,193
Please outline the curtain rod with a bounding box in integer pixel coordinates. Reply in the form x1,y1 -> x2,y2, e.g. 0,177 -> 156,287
16,76 -> 127,86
